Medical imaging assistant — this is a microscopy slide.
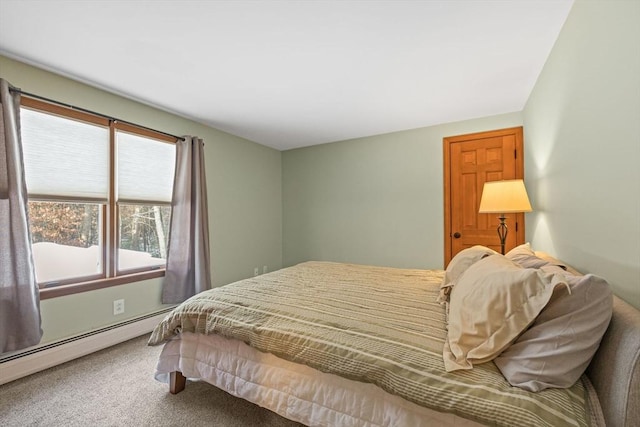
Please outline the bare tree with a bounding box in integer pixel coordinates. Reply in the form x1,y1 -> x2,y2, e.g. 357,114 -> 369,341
153,206 -> 167,259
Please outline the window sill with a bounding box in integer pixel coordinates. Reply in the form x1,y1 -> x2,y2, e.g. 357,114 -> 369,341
39,270 -> 165,300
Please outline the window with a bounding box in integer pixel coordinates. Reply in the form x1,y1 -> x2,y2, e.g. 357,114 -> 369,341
20,98 -> 176,297
115,128 -> 175,273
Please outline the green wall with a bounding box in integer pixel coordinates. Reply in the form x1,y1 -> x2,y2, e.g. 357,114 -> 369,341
523,0 -> 640,309
0,56 -> 283,344
282,112 -> 523,270
3,0 -> 638,347
282,0 -> 640,310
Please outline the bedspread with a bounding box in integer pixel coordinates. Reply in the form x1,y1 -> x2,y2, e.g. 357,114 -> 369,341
149,261 -> 591,427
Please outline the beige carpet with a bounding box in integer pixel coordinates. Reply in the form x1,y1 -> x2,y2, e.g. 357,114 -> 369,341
0,334 -> 304,427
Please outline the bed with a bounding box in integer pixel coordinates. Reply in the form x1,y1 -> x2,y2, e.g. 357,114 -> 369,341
148,252 -> 640,427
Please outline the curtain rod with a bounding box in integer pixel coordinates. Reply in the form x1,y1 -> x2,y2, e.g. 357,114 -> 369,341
9,87 -> 185,142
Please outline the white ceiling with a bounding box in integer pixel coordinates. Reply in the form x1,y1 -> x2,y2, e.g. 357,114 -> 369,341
0,0 -> 574,151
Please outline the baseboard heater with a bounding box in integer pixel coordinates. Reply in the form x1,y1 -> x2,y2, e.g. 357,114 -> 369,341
0,308 -> 173,386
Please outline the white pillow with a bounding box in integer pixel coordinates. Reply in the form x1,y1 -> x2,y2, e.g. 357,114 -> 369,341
494,265 -> 613,391
443,255 -> 568,372
534,251 -> 583,276
437,245 -> 497,305
505,243 -> 549,269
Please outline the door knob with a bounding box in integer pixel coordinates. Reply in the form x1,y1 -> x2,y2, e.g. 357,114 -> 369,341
453,232 -> 461,239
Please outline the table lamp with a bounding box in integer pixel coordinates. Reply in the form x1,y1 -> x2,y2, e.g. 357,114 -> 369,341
478,179 -> 532,255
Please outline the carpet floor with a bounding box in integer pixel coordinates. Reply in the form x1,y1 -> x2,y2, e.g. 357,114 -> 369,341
0,334 -> 304,427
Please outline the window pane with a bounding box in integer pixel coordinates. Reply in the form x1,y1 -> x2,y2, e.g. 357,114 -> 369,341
21,108 -> 109,201
119,205 -> 171,271
117,132 -> 175,203
28,201 -> 102,284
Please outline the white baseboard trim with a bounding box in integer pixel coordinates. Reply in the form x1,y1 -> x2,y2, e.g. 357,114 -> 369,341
0,311 -> 169,386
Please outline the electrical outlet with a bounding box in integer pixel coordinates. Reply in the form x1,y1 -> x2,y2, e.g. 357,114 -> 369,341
262,265 -> 268,274
113,299 -> 125,315
254,267 -> 259,276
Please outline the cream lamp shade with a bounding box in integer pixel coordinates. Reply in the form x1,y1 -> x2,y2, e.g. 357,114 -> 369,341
479,179 -> 532,214
479,179 -> 532,255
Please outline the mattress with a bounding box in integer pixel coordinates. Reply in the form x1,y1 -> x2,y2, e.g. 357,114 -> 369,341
155,331 -> 484,427
150,261 -> 599,426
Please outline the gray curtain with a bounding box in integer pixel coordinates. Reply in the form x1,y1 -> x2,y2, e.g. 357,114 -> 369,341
162,136 -> 211,303
0,79 -> 43,353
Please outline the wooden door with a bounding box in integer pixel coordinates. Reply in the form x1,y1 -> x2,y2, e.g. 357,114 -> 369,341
443,127 -> 525,266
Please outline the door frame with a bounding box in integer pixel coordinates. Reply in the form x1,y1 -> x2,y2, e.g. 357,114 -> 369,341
443,126 -> 525,267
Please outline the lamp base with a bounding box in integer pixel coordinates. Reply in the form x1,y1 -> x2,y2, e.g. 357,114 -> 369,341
497,215 -> 508,255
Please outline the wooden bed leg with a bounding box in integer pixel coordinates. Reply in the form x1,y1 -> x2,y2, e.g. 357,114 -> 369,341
169,371 -> 186,394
